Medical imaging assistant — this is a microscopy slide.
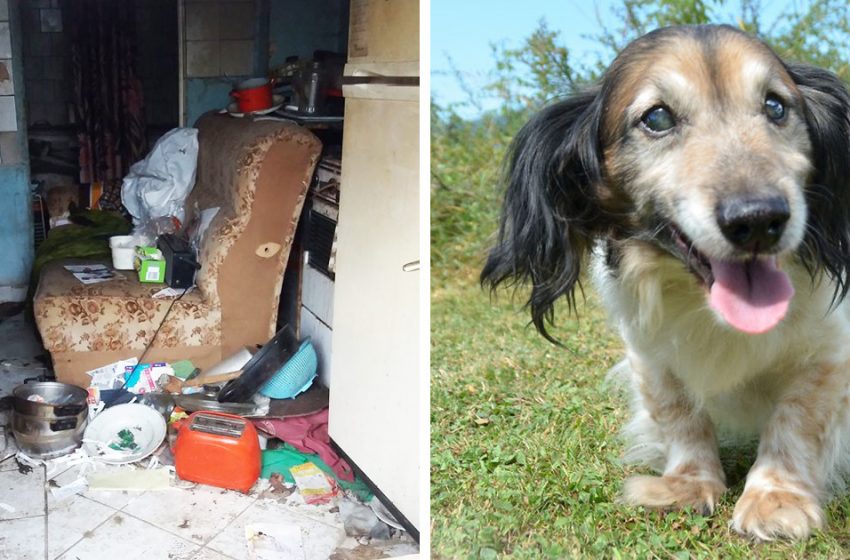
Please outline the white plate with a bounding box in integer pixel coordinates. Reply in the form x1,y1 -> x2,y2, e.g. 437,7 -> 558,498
223,94 -> 285,117
83,403 -> 166,465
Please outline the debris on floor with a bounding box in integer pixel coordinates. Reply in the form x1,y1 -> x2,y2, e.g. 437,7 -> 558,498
340,497 -> 392,539
0,312 -> 418,559
291,461 -> 339,504
245,523 -> 305,559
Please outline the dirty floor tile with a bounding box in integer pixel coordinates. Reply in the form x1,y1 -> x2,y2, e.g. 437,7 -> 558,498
121,485 -> 256,545
0,515 -> 46,560
205,498 -> 346,560
0,465 -> 45,520
188,547 -> 240,560
56,512 -> 200,560
53,464 -> 148,511
47,494 -> 116,559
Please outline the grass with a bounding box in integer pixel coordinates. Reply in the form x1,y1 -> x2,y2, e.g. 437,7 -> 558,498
430,265 -> 850,558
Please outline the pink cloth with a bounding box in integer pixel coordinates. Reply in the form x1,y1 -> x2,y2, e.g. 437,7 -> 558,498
253,408 -> 354,482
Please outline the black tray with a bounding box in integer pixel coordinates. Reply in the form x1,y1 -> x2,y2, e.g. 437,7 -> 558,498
217,324 -> 300,403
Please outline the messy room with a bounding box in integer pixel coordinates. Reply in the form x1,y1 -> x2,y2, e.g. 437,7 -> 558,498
0,1 -> 420,558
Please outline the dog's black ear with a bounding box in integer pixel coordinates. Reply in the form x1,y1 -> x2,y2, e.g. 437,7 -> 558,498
481,88 -> 605,342
786,63 -> 850,302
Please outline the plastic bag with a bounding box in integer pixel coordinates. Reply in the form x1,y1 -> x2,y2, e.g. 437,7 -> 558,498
121,128 -> 199,228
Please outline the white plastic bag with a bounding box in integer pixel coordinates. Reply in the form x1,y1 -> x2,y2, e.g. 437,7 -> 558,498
121,128 -> 199,227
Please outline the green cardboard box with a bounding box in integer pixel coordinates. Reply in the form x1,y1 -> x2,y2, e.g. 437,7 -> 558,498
136,246 -> 166,283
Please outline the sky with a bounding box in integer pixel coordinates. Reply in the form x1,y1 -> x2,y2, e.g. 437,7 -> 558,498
431,1 -> 794,117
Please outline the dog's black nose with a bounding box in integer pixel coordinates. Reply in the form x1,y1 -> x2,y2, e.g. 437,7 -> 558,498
716,196 -> 790,252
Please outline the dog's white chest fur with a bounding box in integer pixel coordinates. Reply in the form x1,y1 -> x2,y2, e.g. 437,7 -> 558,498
592,247 -> 850,434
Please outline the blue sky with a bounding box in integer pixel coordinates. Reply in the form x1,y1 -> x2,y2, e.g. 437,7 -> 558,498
431,1 -> 794,117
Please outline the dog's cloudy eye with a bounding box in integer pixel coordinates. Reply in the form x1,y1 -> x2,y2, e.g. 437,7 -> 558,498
641,106 -> 675,134
765,95 -> 785,121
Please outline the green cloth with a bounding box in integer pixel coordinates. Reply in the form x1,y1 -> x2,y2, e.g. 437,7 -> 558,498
261,444 -> 373,502
31,209 -> 132,290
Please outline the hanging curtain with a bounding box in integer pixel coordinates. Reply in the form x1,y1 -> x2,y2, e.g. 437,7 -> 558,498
68,0 -> 147,210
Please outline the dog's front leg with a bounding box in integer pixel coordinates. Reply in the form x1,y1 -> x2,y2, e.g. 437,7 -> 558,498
731,364 -> 849,540
621,356 -> 727,515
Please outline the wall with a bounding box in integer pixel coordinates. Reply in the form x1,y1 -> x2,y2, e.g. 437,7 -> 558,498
20,0 -> 68,127
182,0 -> 256,126
268,0 -> 349,69
0,0 -> 33,302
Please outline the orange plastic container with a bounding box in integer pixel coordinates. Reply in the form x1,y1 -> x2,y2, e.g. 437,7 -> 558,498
174,411 -> 261,493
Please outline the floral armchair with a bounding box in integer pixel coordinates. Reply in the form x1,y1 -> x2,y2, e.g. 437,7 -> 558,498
34,114 -> 322,387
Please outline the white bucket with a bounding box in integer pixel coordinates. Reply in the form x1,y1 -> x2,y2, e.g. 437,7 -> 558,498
109,236 -> 138,270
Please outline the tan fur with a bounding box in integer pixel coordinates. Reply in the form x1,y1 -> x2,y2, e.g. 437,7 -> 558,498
732,488 -> 824,541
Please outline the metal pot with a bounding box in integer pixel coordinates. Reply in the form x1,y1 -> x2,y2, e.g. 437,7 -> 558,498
12,382 -> 89,459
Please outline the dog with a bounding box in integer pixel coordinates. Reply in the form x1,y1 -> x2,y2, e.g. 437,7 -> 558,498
481,24 -> 850,540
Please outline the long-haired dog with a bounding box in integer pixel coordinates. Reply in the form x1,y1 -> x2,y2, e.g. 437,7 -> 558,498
482,24 -> 850,540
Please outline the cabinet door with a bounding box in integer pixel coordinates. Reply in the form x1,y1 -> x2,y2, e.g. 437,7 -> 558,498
329,95 -> 419,530
348,0 -> 419,65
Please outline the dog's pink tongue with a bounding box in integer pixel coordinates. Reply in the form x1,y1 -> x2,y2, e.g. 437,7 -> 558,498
708,257 -> 793,334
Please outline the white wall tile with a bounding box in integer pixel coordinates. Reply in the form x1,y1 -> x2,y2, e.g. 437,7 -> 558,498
219,2 -> 254,40
0,22 -> 11,58
0,59 -> 13,95
185,2 -> 219,40
302,263 -> 334,325
186,40 -> 220,77
0,96 -> 17,131
301,306 -> 333,388
0,131 -> 21,163
219,39 -> 253,76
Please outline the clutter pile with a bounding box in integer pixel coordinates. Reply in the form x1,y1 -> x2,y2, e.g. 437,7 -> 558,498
2,324 -> 410,551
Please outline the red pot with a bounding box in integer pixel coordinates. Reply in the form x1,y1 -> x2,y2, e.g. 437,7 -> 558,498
231,78 -> 274,113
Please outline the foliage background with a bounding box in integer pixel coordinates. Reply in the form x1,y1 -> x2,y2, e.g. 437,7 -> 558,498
430,1 -> 850,557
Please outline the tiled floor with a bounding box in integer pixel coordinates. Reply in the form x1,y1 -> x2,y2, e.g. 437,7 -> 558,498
0,312 -> 419,560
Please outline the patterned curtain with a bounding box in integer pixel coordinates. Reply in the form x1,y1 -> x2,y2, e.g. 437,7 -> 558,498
68,0 -> 147,211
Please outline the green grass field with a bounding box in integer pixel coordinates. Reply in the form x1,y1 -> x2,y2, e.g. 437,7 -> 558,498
430,265 -> 850,558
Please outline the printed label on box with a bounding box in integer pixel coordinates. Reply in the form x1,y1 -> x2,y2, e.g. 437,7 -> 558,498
146,266 -> 160,282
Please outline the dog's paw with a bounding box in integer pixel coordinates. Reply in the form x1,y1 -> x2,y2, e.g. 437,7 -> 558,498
731,487 -> 824,540
620,474 -> 726,515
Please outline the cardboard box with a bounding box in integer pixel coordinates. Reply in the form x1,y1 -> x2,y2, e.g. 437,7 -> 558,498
136,246 -> 166,283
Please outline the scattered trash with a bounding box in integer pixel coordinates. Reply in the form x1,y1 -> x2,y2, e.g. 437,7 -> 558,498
125,363 -> 173,394
245,523 -> 304,560
87,358 -> 139,390
260,445 -> 372,502
63,264 -> 124,285
290,462 -> 337,505
16,451 -> 41,470
137,392 -> 175,420
170,361 -> 197,380
265,472 -> 295,497
368,496 -> 404,531
49,476 -> 88,501
152,286 -> 194,299
339,497 -> 392,539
